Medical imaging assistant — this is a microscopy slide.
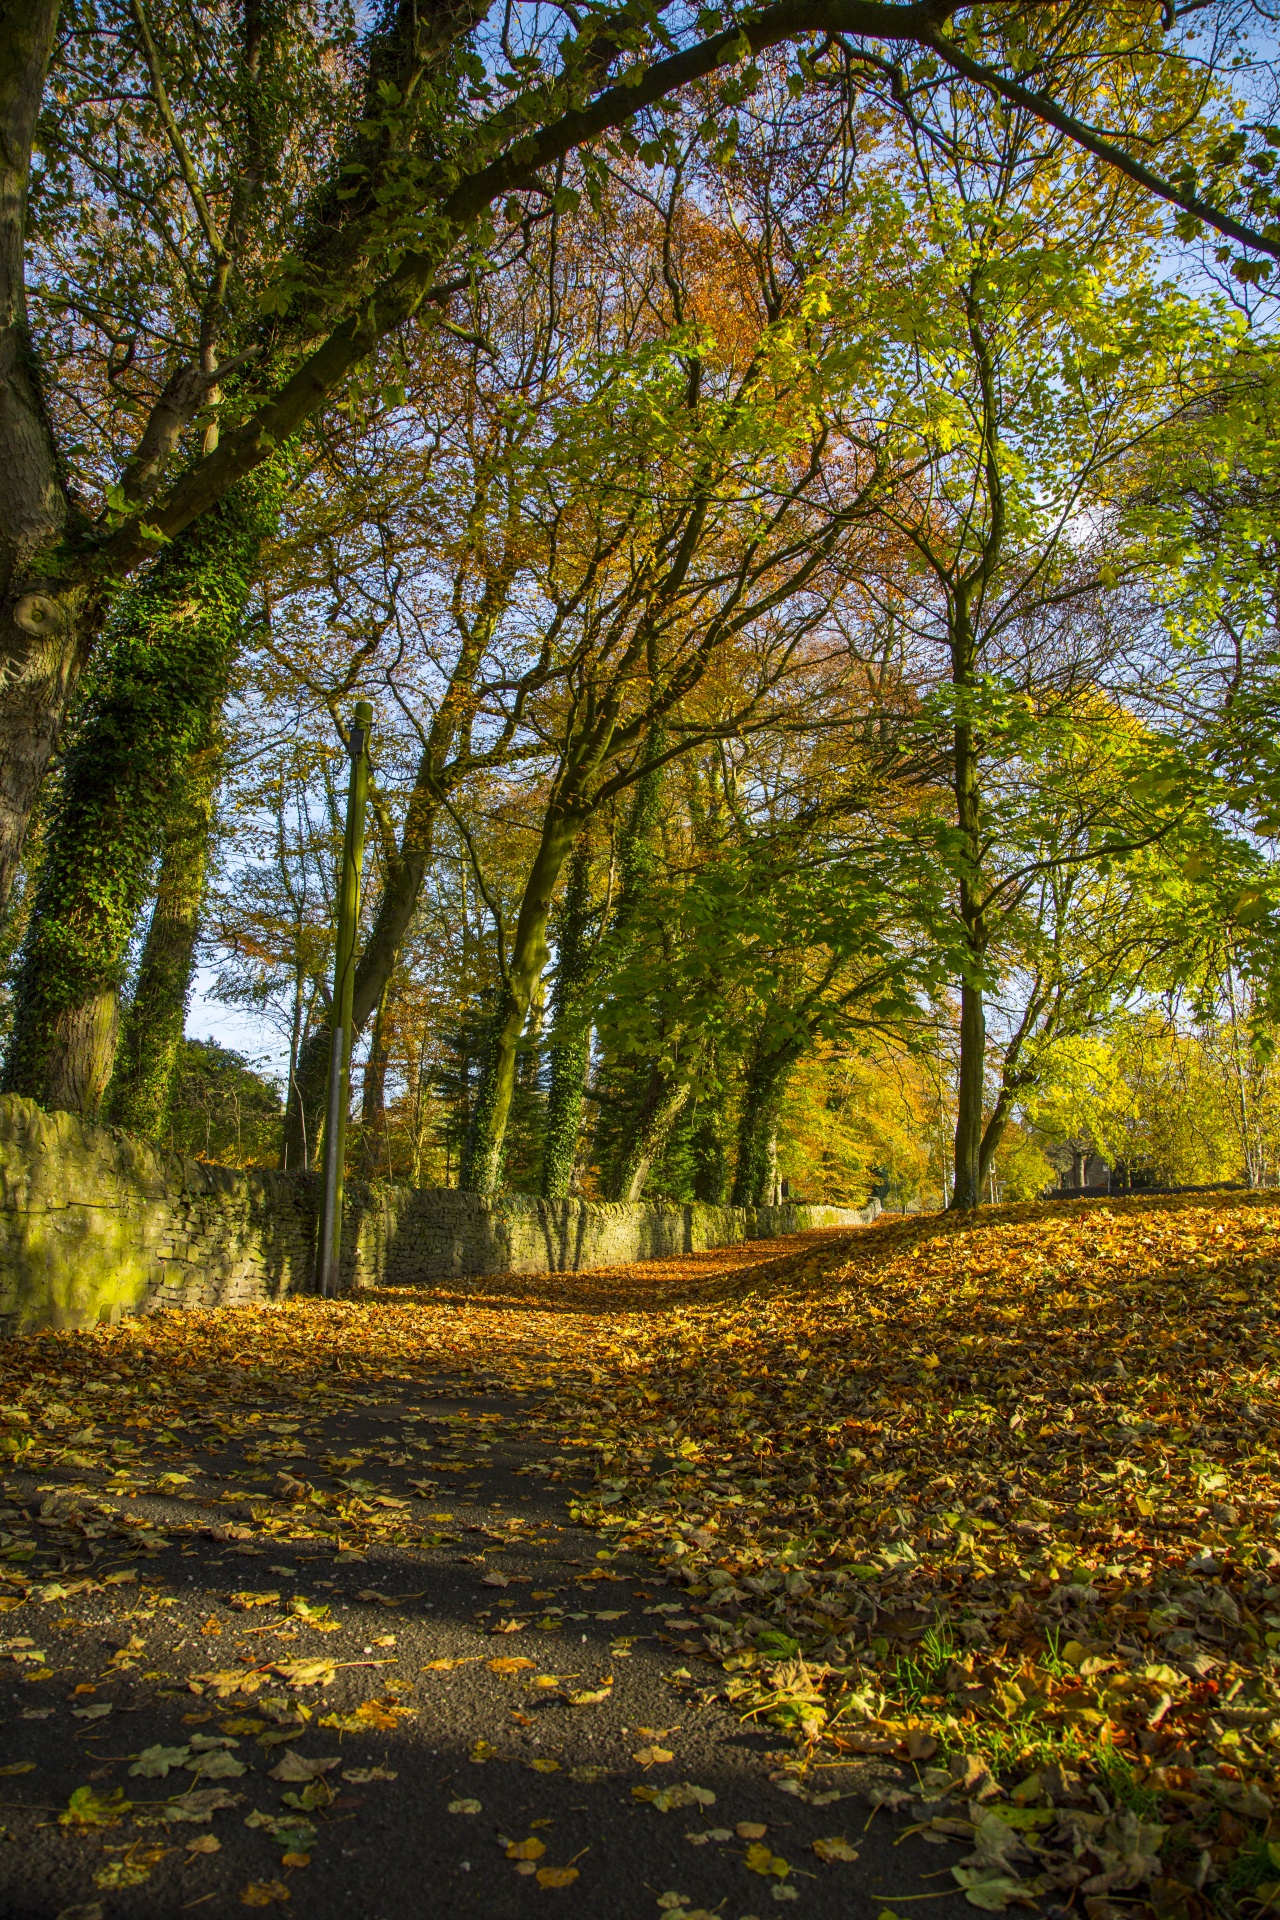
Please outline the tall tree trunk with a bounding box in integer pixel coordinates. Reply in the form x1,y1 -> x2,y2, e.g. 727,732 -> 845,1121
949,615 -> 986,1210
3,479 -> 275,1114
607,1064 -> 693,1202
947,310 -> 1001,1211
281,1021 -> 329,1173
461,808 -> 579,1195
731,1044 -> 795,1206
976,1081 -> 1014,1198
539,838 -> 593,1199
0,0 -> 89,916
105,740 -> 218,1137
951,980 -> 986,1210
358,974 -> 393,1176
691,1069 -> 729,1203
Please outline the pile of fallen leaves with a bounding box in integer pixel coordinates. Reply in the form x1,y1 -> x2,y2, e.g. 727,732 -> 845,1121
4,1194 -> 1280,1917
560,1194 -> 1280,1918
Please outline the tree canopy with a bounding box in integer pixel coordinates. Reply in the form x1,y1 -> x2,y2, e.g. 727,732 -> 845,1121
2,0 -> 1279,1208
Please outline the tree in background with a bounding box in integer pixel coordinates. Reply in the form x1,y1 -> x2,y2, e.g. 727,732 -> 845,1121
165,1036 -> 282,1166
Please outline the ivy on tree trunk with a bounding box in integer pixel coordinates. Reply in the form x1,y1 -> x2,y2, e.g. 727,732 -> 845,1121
106,740 -> 219,1139
3,476 -> 277,1115
539,838 -> 594,1199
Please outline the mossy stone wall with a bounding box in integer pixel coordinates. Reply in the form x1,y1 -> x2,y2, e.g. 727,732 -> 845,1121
0,1097 -> 874,1335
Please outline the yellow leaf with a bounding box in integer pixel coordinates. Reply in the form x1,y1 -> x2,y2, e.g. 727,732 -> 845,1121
746,1842 -> 790,1877
507,1837 -> 546,1860
488,1656 -> 535,1673
536,1867 -> 580,1888
272,1660 -> 335,1688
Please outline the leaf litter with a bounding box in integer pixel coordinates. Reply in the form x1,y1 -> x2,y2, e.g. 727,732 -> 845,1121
1,1197 -> 1278,1915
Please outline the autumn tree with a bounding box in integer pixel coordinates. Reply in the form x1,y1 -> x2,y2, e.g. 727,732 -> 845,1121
3,0 -> 1278,953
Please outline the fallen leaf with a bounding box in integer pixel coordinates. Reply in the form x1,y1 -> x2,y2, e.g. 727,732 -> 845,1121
130,1744 -> 191,1778
59,1787 -> 132,1828
745,1841 -> 790,1878
268,1752 -> 340,1783
813,1836 -> 860,1862
165,1787 -> 243,1823
272,1660 -> 335,1688
94,1859 -> 152,1890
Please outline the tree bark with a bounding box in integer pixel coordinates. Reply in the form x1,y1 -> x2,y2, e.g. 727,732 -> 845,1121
949,666 -> 987,1211
539,838 -> 593,1198
608,1066 -> 693,1202
3,481 -> 274,1113
106,742 -> 218,1137
358,974 -> 393,1176
691,1070 -> 730,1203
460,808 -> 579,1194
951,979 -> 986,1210
731,1042 -> 796,1206
282,1021 -> 328,1174
0,0 -> 90,913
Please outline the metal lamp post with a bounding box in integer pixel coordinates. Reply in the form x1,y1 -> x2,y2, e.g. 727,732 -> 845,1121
317,699 -> 372,1297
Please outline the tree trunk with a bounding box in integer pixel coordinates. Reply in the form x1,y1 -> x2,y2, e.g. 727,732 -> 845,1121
0,0 -> 87,915
951,979 -> 986,1211
731,1045 -> 794,1206
460,808 -> 579,1195
3,481 -> 274,1114
976,1082 -> 1014,1198
539,838 -> 593,1198
608,1064 -> 693,1202
358,975 -> 393,1176
691,1070 -> 730,1203
282,1017 -> 330,1172
106,742 -> 218,1137
947,573 -> 987,1212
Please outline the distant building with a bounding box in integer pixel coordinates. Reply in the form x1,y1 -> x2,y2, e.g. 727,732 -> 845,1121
1052,1149 -> 1111,1195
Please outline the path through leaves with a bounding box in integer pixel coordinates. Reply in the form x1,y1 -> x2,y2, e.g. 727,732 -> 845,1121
1,1197 -> 1278,1920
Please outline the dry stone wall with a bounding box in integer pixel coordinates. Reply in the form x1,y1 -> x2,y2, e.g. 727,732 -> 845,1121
0,1096 -> 875,1335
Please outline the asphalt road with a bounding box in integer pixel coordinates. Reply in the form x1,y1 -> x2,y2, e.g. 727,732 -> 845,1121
0,1335 -> 980,1920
